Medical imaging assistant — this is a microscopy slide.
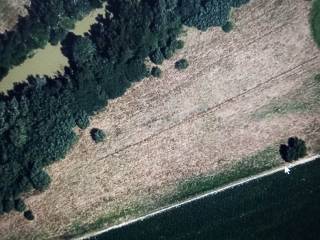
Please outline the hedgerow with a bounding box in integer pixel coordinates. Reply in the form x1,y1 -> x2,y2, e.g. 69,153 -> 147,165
0,0 -> 250,216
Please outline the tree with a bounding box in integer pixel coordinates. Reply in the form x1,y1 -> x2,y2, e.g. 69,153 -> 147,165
222,21 -> 233,33
151,67 -> 162,78
175,40 -> 185,49
0,102 -> 8,135
3,198 -> 14,213
0,67 -> 8,80
8,119 -> 27,148
175,58 -> 189,70
7,97 -> 20,125
15,199 -> 26,212
24,210 -> 35,221
149,48 -> 165,64
76,111 -> 90,129
91,128 -> 106,143
279,137 -> 307,162
30,169 -> 51,192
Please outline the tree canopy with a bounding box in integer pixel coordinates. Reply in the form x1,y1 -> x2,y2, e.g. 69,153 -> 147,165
0,0 -> 250,215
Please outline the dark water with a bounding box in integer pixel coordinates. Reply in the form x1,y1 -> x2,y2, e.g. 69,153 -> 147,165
92,159 -> 320,240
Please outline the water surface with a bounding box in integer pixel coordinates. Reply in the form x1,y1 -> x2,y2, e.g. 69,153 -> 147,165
0,5 -> 106,93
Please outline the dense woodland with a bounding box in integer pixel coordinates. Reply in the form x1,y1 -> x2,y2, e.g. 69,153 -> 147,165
0,0 -> 105,79
0,0 -> 250,215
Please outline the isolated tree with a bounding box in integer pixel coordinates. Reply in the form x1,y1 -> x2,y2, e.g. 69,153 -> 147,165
175,59 -> 189,70
91,128 -> 106,143
24,210 -> 35,221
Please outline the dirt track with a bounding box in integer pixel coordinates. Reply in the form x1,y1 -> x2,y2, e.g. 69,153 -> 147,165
0,0 -> 319,239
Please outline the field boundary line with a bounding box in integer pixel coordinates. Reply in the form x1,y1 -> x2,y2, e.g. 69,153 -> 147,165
76,154 -> 320,240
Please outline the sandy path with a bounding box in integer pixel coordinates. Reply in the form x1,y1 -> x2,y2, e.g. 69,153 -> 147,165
0,0 -> 319,239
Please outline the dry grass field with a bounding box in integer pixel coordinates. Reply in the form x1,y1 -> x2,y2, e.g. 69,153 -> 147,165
0,0 -> 30,33
0,0 -> 320,239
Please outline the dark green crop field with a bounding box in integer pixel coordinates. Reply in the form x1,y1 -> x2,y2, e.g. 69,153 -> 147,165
92,159 -> 320,240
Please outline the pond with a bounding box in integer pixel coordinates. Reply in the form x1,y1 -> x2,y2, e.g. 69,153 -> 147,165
0,4 -> 106,93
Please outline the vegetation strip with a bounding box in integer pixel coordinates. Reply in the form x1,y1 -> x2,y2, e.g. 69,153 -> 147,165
76,155 -> 320,240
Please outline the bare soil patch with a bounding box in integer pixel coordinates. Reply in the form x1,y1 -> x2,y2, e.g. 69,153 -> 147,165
0,0 -> 319,239
0,0 -> 30,33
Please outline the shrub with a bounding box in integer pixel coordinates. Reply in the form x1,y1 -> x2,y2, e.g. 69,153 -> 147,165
279,137 -> 307,162
91,128 -> 106,143
222,21 -> 234,33
24,210 -> 35,221
15,199 -> 26,212
151,67 -> 162,78
175,59 -> 189,70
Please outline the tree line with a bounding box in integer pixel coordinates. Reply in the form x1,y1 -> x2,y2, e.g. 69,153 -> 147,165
0,0 -> 249,215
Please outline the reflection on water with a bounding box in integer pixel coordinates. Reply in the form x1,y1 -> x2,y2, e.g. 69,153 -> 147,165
0,5 -> 106,93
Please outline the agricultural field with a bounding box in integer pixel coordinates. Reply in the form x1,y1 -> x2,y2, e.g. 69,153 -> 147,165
0,0 -> 319,239
0,0 -> 30,33
92,158 -> 320,240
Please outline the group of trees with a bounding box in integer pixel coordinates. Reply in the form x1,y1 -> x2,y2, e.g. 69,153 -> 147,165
0,0 -> 250,215
279,137 -> 307,162
0,0 -> 106,80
